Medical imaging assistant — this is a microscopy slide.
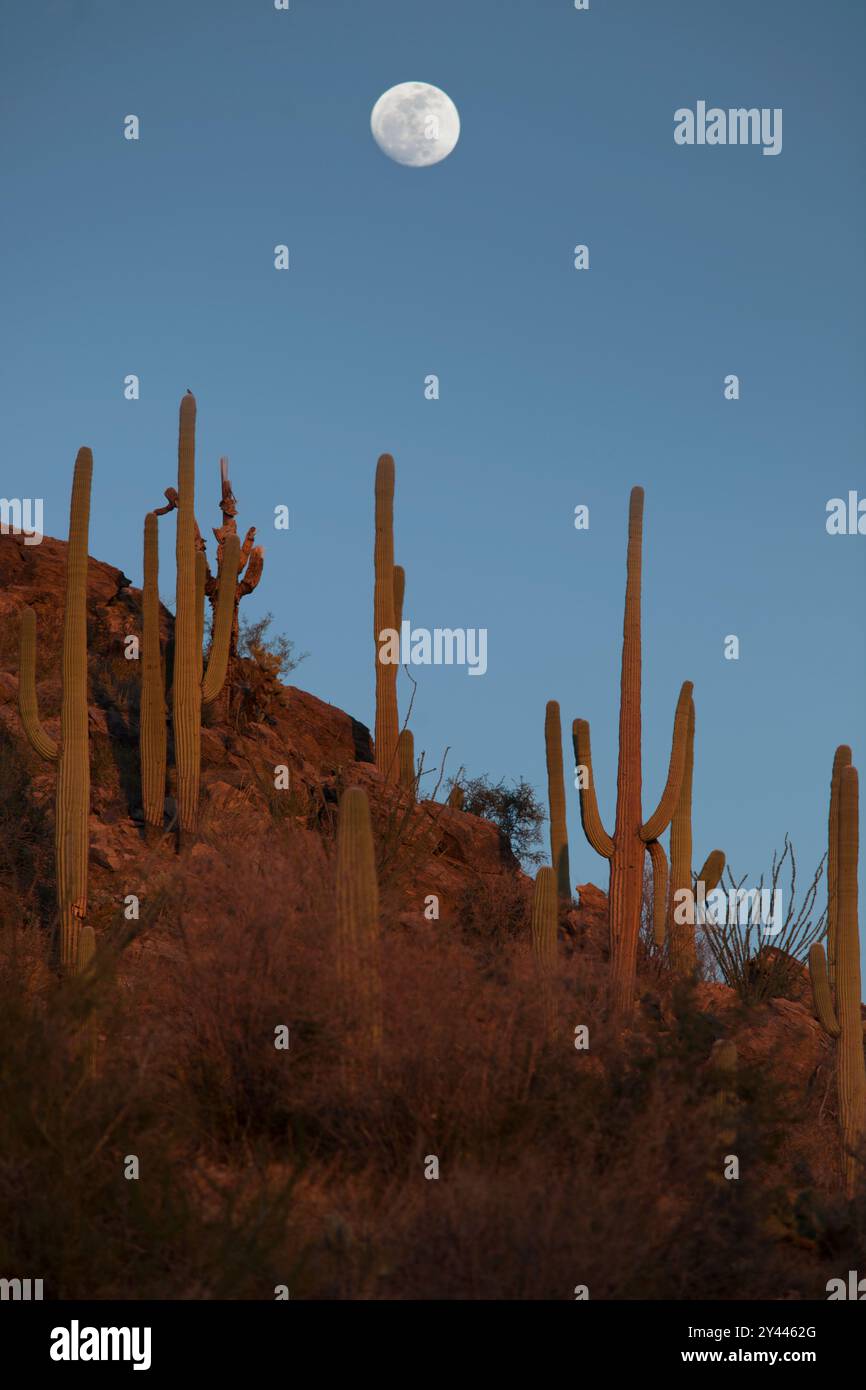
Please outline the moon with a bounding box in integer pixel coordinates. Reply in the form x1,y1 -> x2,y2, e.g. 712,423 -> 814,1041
371,82 -> 460,168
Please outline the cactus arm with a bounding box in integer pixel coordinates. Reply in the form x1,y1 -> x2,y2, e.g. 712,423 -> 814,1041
809,942 -> 841,1038
393,564 -> 405,636
697,849 -> 726,894
18,608 -> 58,762
545,701 -> 571,899
398,728 -> 415,797
202,534 -> 241,705
572,718 -> 614,859
646,839 -> 668,947
237,544 -> 263,600
640,680 -> 693,842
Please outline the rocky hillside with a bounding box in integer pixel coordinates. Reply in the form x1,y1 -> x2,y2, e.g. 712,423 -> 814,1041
0,526 -> 860,1299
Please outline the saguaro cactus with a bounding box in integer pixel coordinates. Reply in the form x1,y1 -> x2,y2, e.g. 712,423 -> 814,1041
808,752 -> 864,1197
171,394 -> 242,837
19,448 -> 92,972
335,787 -> 382,1058
399,729 -> 416,798
572,487 -> 692,1017
666,692 -> 725,972
140,512 -> 167,832
544,701 -> 571,900
374,454 -> 399,781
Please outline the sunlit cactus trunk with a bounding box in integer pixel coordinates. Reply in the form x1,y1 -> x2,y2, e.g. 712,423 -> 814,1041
140,512 -> 167,832
544,700 -> 571,900
335,787 -> 382,1066
19,449 -> 92,972
573,487 -> 692,1019
173,393 -> 200,836
809,750 -> 864,1198
374,454 -> 399,781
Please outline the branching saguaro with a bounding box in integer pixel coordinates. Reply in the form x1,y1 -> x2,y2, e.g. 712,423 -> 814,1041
809,749 -> 864,1197
374,454 -> 399,781
544,700 -> 571,900
19,449 -> 92,972
572,487 -> 692,1018
666,692 -> 725,973
171,393 -> 241,840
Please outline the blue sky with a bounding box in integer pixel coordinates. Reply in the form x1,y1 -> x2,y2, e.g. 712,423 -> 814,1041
2,0 -> 864,916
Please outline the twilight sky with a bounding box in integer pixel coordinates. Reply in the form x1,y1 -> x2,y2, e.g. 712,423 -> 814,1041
1,0 -> 864,915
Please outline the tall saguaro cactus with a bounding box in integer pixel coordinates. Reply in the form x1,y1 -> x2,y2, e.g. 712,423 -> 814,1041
19,448 -> 92,972
544,701 -> 571,900
374,454 -> 399,781
572,487 -> 692,1017
667,692 -> 725,972
140,512 -> 167,832
171,393 -> 242,838
335,786 -> 382,1060
809,751 -> 864,1197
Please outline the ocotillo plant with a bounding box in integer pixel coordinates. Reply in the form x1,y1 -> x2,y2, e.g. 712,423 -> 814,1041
573,487 -> 692,1017
544,701 -> 571,900
18,448 -> 92,972
667,692 -> 725,972
531,865 -> 558,1036
172,393 -> 242,838
374,454 -> 399,781
335,786 -> 382,1062
808,752 -> 864,1197
140,512 -> 167,833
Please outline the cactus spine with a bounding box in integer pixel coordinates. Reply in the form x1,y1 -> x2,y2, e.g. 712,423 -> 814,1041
335,787 -> 382,1059
667,692 -> 725,971
544,700 -> 571,900
19,448 -> 92,972
171,394 -> 242,837
374,454 -> 399,781
808,753 -> 864,1197
573,487 -> 692,1017
140,512 -> 167,831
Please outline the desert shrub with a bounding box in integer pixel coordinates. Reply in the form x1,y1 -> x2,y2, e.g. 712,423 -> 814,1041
237,611 -> 306,679
456,774 -> 545,867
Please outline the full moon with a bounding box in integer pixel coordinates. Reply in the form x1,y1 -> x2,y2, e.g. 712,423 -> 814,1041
370,82 -> 460,168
